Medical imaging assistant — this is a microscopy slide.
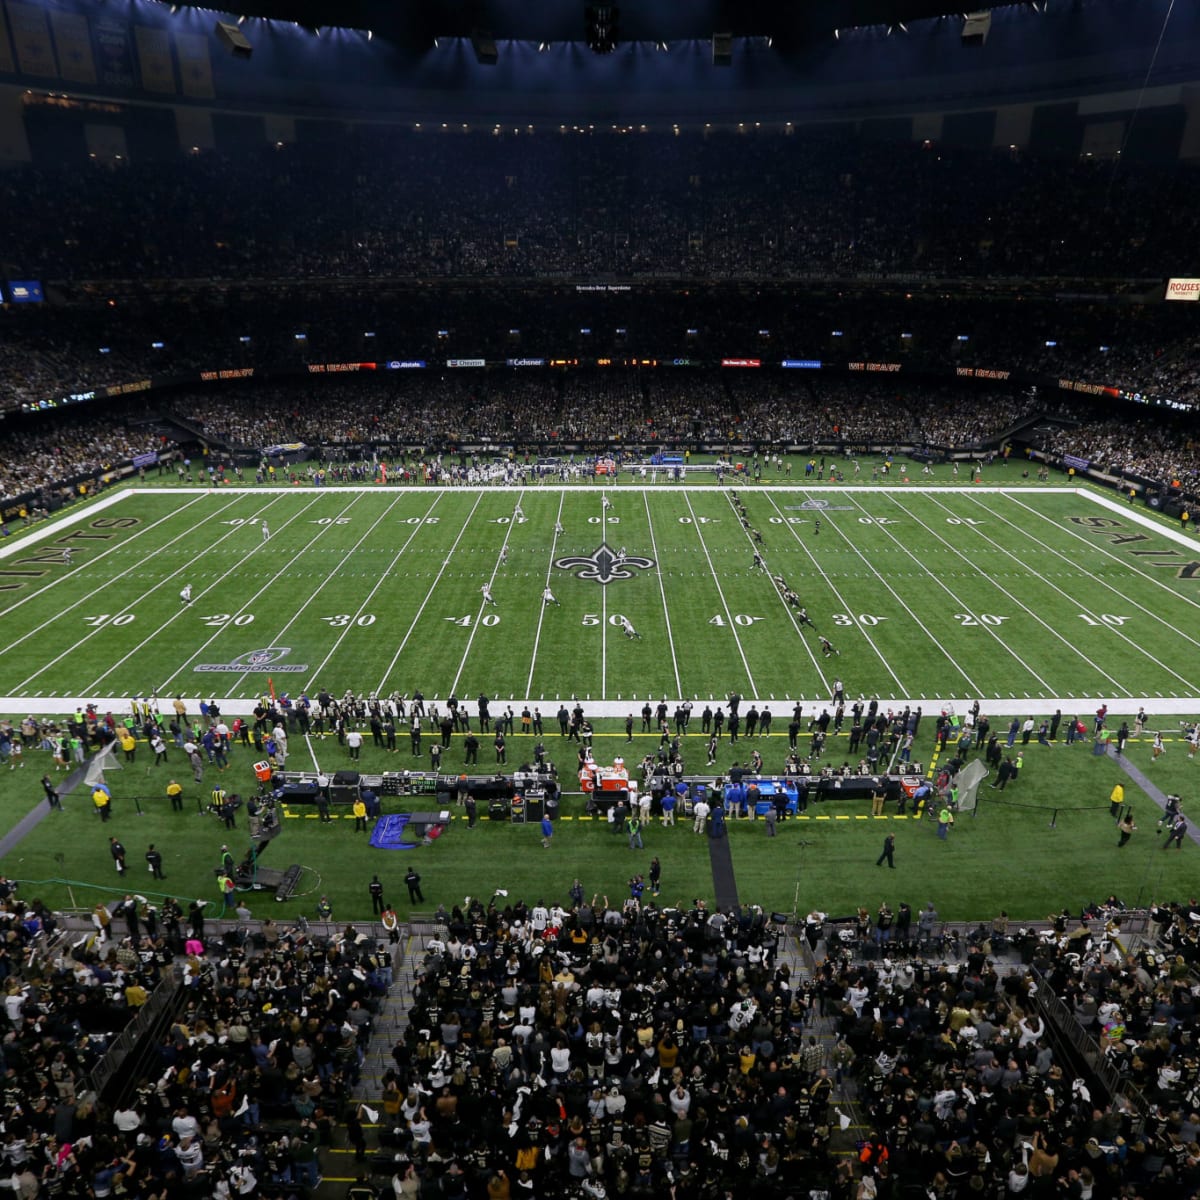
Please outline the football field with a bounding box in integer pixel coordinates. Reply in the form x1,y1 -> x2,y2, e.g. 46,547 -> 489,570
2,482 -> 1200,714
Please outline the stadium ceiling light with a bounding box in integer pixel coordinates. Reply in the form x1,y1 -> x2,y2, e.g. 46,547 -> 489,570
833,28 -> 840,39
898,22 -> 908,33
237,15 -> 246,24
538,41 -> 548,51
656,40 -> 668,51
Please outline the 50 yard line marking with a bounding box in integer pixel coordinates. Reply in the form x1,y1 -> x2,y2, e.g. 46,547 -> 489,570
304,493 -> 444,692
642,490 -> 683,699
374,492 -> 485,695
682,491 -> 757,696
93,494 -> 340,695
600,493 -> 608,699
450,491 -> 526,697
525,492 -> 566,697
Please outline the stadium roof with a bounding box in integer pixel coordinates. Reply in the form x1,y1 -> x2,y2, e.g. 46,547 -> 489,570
175,0 -> 1025,52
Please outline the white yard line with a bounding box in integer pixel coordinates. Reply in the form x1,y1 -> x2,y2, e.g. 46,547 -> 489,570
0,492 -> 214,619
722,492 -> 830,696
143,484 -> 1083,496
681,491 -> 757,696
1,493 -> 245,664
9,495 -> 287,693
890,493 -> 1137,696
758,492 -> 906,696
90,494 -> 338,694
843,492 -> 1036,693
785,491 -> 981,696
641,490 -> 683,699
963,493 -> 1200,688
222,492 -> 410,695
303,493 -> 444,692
2,694 -> 1198,721
525,492 -> 567,697
0,490 -> 130,563
449,491 -> 526,697
1003,492 -> 1200,619
373,491 -> 486,695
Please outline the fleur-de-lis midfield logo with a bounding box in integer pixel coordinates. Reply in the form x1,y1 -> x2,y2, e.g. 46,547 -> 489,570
554,543 -> 656,586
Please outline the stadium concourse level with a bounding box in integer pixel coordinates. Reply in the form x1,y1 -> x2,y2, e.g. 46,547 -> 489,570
0,872 -> 1198,1200
4,131 -> 1200,283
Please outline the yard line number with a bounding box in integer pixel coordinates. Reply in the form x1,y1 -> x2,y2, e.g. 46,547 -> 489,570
83,613 -> 137,627
322,614 -> 376,627
831,613 -> 887,627
445,614 -> 501,627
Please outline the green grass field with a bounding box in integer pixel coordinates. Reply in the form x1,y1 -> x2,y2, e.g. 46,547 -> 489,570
2,477 -> 1199,924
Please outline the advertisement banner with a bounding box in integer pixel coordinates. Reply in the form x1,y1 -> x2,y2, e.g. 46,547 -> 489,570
6,280 -> 43,303
1165,278 -> 1200,301
1062,455 -> 1091,471
384,360 -> 426,370
506,358 -> 545,367
446,359 -> 486,368
721,358 -> 761,368
131,452 -> 159,469
781,359 -> 822,369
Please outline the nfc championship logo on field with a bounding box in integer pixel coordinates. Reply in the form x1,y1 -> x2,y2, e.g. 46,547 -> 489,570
195,646 -> 309,673
783,500 -> 854,511
554,544 -> 656,586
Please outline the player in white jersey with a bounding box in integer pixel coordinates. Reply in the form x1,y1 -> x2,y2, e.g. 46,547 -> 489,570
262,521 -> 270,542
180,584 -> 193,604
481,584 -> 497,606
542,587 -> 560,607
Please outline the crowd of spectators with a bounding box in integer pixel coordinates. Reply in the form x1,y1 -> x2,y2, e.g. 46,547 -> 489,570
6,370 -> 1200,508
0,418 -> 164,507
5,131 -> 1200,284
369,881 -> 1198,1200
4,287 -> 1199,419
1035,418 -> 1200,489
3,872 -> 1196,1200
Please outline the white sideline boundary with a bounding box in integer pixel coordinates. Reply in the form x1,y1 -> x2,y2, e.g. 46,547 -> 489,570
1,484 -> 1197,719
